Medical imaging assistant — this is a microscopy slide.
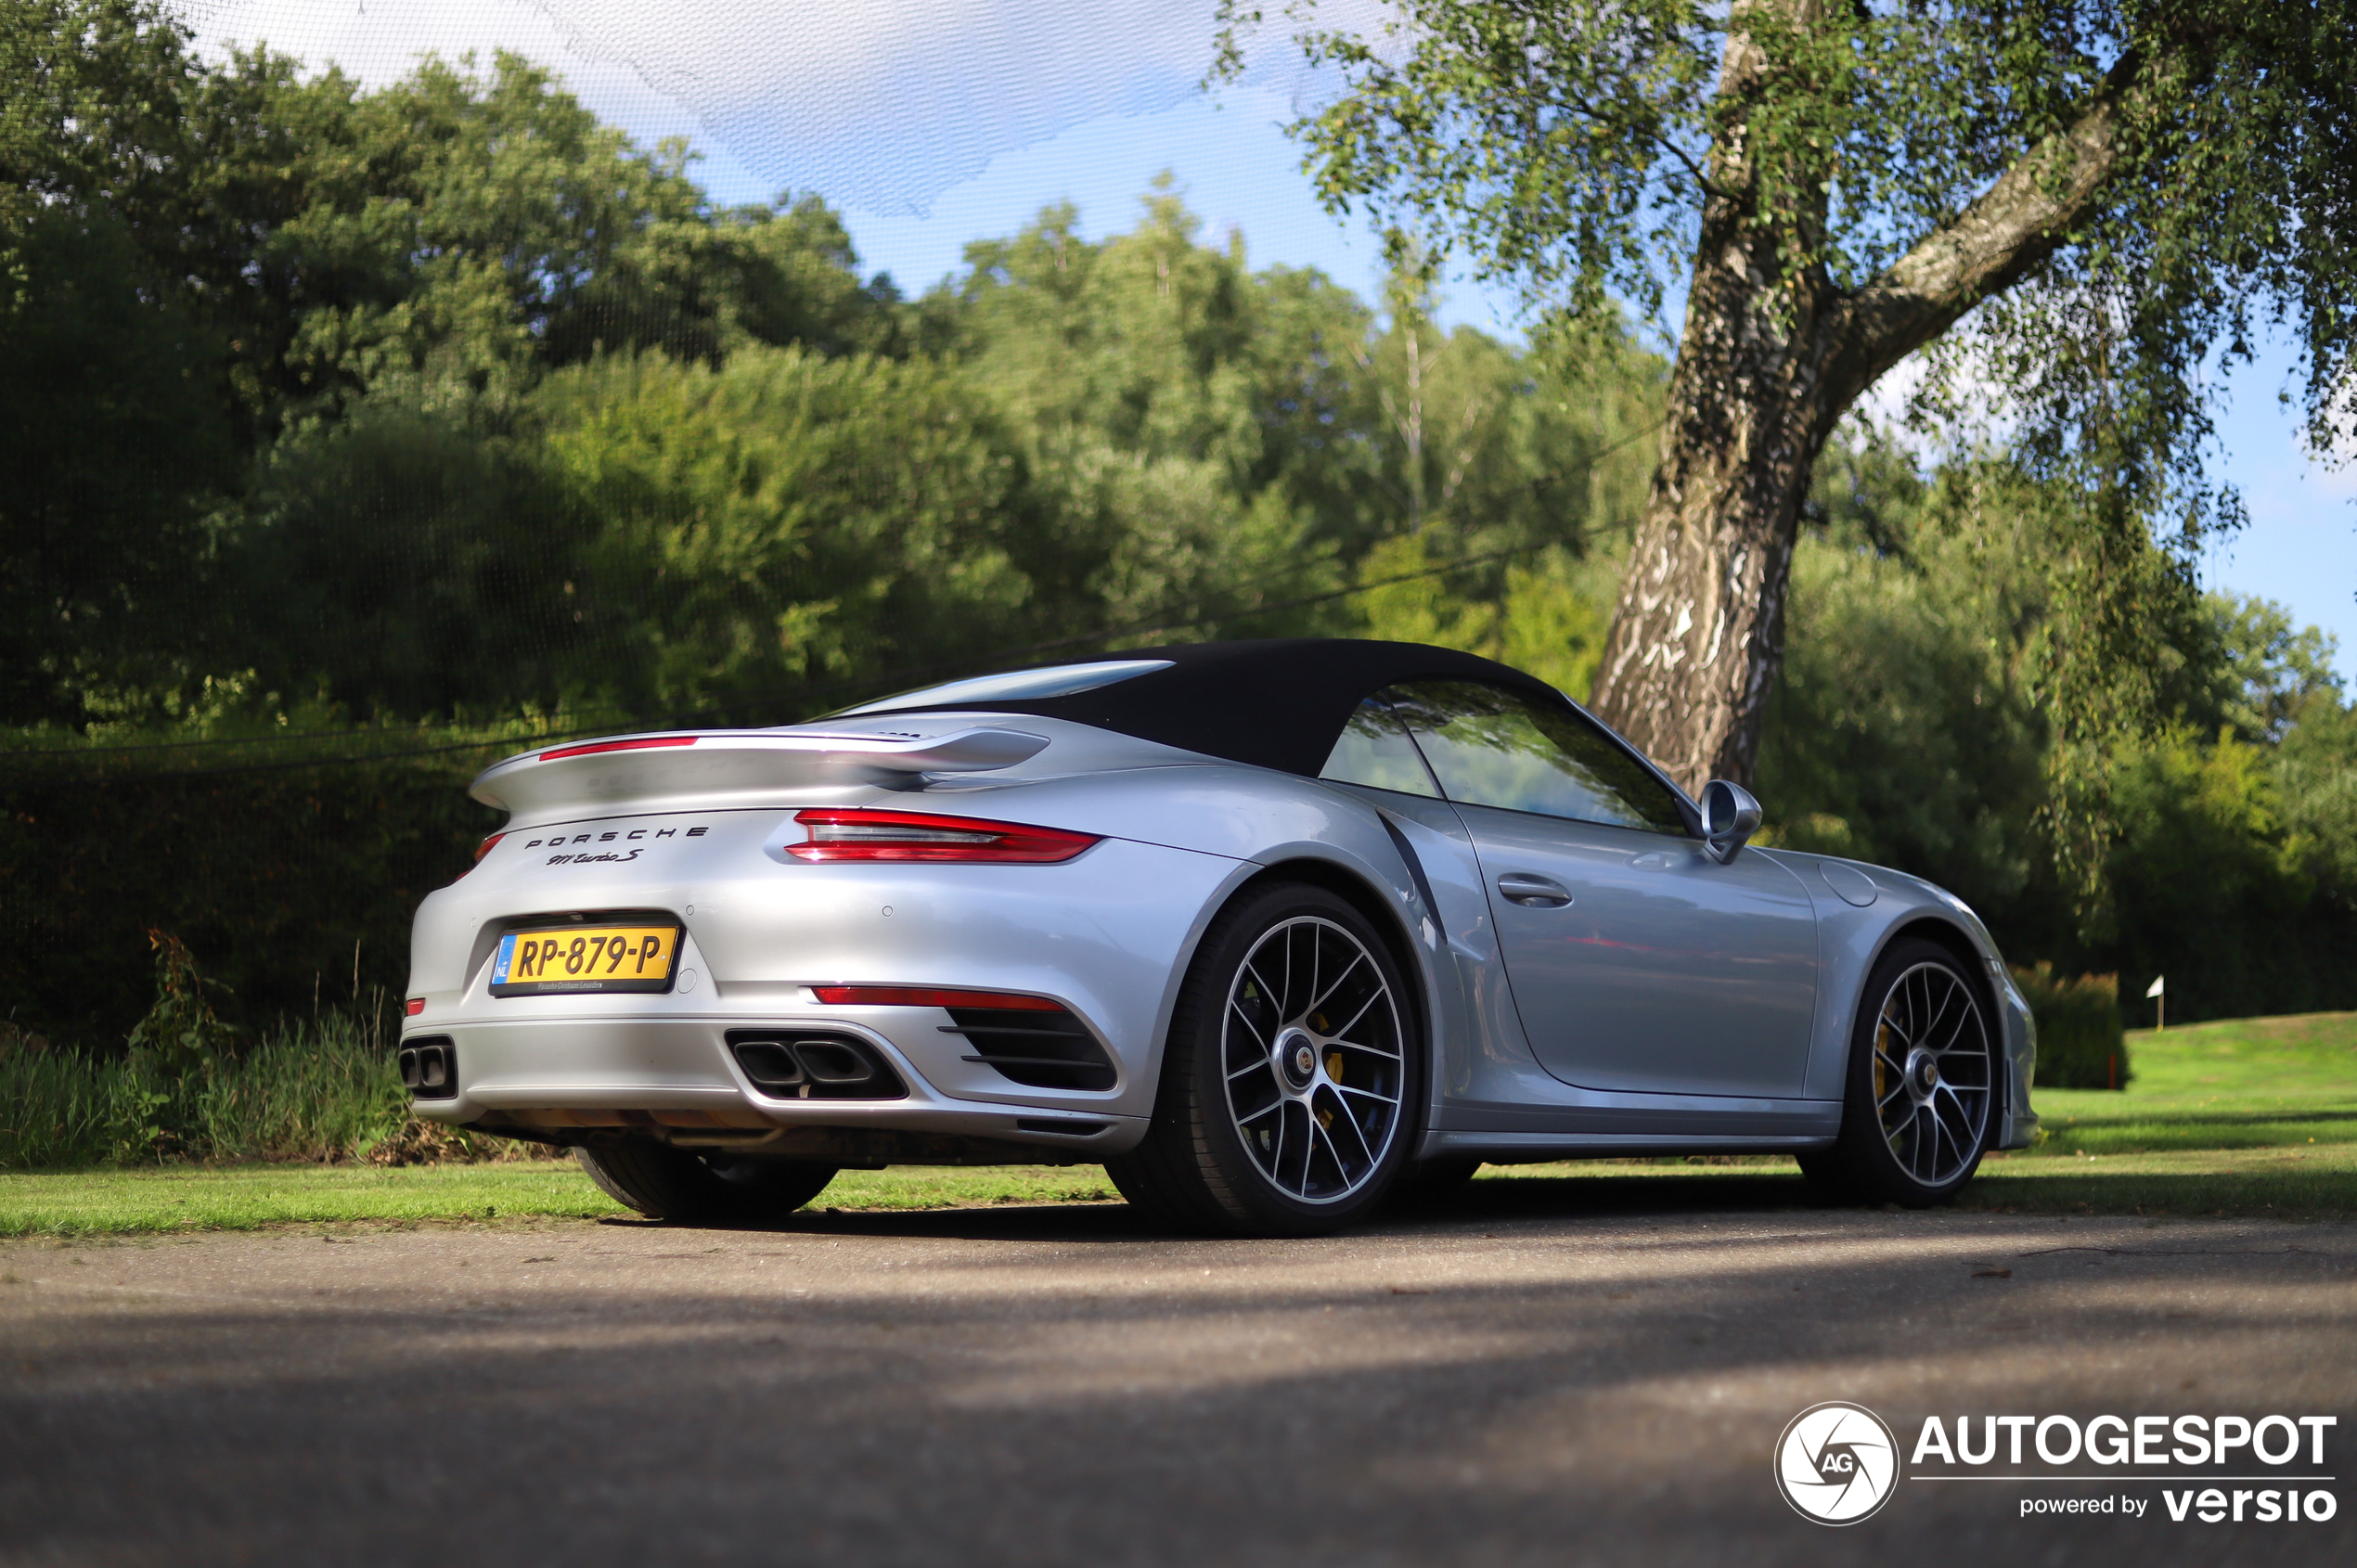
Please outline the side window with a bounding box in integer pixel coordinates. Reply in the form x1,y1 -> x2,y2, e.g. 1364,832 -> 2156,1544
1319,697 -> 1441,798
1382,680 -> 1689,834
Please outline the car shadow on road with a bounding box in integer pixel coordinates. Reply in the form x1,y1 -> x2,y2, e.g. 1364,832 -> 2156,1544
663,1168 -> 1835,1242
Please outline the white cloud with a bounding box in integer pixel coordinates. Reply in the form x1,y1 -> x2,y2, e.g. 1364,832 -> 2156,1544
178,0 -> 1396,214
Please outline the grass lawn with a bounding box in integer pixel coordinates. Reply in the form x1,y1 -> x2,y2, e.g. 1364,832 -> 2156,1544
2013,1009 -> 2357,1157
1469,1011 -> 2357,1221
0,1160 -> 1123,1237
4,1012 -> 2350,1235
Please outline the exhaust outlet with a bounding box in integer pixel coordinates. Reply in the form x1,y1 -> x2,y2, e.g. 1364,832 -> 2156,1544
403,1037 -> 457,1100
727,1031 -> 906,1101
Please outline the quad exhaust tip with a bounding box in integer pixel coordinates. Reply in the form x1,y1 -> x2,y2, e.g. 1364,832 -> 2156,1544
727,1031 -> 908,1101
399,1037 -> 457,1100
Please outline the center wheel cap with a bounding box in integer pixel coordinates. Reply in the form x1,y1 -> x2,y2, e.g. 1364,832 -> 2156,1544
1276,1028 -> 1320,1090
1907,1047 -> 1939,1098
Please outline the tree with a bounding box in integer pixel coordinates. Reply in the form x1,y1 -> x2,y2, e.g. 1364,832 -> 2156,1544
0,1 -> 235,724
1221,1 -> 2357,792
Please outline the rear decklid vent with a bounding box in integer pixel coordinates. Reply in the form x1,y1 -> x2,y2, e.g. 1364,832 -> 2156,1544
944,1006 -> 1115,1092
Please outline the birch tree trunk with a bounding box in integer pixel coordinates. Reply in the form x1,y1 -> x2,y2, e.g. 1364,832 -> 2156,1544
1588,6 -> 2145,793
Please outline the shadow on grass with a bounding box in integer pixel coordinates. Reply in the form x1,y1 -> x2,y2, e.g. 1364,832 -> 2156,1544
604,1159 -> 2356,1241
2040,1109 -> 2357,1130
1963,1166 -> 2356,1219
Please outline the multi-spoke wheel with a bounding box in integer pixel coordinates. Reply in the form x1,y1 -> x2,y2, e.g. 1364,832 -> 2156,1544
1108,881 -> 1420,1236
1800,938 -> 1996,1206
1220,914 -> 1408,1202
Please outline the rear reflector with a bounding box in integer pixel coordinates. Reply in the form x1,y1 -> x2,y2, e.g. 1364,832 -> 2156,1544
810,985 -> 1061,1012
538,736 -> 699,761
788,807 -> 1099,863
405,997 -> 425,1017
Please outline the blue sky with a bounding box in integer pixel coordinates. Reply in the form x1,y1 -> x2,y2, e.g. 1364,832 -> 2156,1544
187,0 -> 2356,679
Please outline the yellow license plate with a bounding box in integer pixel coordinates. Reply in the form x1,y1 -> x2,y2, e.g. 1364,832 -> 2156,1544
491,924 -> 681,996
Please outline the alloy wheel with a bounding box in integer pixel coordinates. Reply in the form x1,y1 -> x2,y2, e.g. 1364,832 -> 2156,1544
1868,960 -> 1993,1187
1218,915 -> 1406,1204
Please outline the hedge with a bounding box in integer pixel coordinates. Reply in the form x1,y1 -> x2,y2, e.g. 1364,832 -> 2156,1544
2012,962 -> 2131,1090
1,753 -> 500,1050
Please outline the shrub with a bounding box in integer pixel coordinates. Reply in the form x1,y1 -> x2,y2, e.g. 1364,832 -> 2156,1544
0,1002 -> 535,1170
2012,963 -> 2131,1089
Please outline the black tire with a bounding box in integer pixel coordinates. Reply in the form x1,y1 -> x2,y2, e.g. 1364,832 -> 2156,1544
1108,881 -> 1423,1238
575,1140 -> 838,1224
1799,937 -> 1998,1207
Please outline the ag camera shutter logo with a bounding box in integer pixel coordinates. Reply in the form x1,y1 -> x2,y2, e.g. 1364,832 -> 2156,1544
1775,1402 -> 1901,1524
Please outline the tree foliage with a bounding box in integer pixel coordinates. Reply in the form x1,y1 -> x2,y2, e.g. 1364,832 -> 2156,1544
5,2 -> 2354,1043
1222,0 -> 2357,907
1,8 -> 1655,731
1228,0 -> 2357,465
1758,434 -> 2357,1021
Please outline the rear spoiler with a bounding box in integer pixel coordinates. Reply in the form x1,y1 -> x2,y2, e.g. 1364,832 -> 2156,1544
468,728 -> 1050,816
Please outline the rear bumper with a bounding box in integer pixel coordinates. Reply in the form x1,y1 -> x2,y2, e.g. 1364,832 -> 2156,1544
403,1005 -> 1147,1158
405,823 -> 1254,1156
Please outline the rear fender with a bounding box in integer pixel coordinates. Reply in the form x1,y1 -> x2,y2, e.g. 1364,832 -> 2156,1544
1146,790 -> 1453,1137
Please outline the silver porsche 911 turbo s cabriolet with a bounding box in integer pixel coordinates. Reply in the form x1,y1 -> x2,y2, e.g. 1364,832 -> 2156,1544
400,639 -> 2039,1236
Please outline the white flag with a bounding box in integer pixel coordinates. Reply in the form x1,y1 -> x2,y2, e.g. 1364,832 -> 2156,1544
2145,974 -> 2165,998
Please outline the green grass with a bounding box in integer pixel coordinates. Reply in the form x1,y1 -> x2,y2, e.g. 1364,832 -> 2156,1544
0,1161 -> 1124,1237
1964,1141 -> 2357,1217
5,1013 -> 2351,1236
0,1163 -> 623,1236
1461,1013 -> 2357,1221
2012,1010 -> 2357,1157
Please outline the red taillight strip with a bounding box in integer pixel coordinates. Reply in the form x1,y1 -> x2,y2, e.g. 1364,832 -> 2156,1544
538,736 -> 699,761
810,985 -> 1061,1012
788,807 -> 1100,864
452,830 -> 507,882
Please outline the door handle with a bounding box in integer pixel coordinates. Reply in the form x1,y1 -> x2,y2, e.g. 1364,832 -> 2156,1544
1496,872 -> 1573,908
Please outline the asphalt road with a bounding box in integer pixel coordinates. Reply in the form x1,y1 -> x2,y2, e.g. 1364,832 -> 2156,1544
3,1181 -> 2352,1566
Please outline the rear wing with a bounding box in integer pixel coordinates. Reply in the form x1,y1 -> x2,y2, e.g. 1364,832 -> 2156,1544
468,728 -> 1050,816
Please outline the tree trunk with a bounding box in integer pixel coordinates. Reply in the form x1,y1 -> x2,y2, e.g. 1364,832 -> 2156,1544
1583,284 -> 1837,794
1587,5 -> 1839,794
1587,7 -> 2145,794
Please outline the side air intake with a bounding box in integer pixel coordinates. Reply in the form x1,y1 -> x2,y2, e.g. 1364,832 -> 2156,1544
943,1005 -> 1115,1092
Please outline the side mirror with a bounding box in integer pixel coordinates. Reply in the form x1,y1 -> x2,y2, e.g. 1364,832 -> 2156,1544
1700,779 -> 1762,863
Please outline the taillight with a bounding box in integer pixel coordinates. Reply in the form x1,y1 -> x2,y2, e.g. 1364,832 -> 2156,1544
539,736 -> 698,761
787,808 -> 1100,864
453,831 -> 506,883
810,985 -> 1061,1011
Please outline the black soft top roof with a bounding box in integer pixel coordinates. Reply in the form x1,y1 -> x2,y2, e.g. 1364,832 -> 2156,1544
881,638 -> 1570,778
